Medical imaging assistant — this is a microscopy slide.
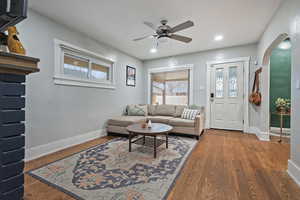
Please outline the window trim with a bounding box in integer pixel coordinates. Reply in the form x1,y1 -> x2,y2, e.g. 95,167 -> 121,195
54,39 -> 116,89
147,65 -> 194,105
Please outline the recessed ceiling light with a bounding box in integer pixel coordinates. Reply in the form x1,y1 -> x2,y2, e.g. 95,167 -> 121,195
150,48 -> 157,53
214,35 -> 224,41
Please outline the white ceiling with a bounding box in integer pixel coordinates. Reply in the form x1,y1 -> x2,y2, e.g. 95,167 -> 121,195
29,0 -> 282,60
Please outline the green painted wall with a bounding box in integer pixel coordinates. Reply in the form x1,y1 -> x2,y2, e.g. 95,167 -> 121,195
269,41 -> 291,128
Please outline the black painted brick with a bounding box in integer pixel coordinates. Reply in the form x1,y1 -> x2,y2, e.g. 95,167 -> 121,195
2,148 -> 24,165
0,135 -> 25,152
2,185 -> 24,200
0,74 -> 25,83
0,110 -> 25,124
0,97 -> 25,110
0,82 -> 25,97
0,174 -> 24,193
0,123 -> 25,137
1,161 -> 24,180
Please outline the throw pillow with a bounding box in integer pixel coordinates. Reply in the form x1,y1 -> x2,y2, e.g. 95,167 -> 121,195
174,105 -> 187,117
181,108 -> 200,120
127,104 -> 148,116
148,104 -> 157,115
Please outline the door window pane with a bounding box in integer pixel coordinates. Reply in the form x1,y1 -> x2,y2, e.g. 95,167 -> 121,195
64,54 -> 89,79
229,66 -> 238,97
215,68 -> 224,98
91,63 -> 109,81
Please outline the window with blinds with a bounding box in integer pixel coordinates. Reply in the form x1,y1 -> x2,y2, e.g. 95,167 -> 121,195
151,69 -> 190,105
54,39 -> 115,89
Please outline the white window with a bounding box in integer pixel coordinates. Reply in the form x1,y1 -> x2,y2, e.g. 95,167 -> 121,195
148,65 -> 193,105
54,39 -> 115,89
151,70 -> 190,105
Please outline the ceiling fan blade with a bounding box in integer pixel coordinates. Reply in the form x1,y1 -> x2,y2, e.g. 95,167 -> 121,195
171,20 -> 194,33
133,35 -> 156,41
170,34 -> 192,43
143,21 -> 156,30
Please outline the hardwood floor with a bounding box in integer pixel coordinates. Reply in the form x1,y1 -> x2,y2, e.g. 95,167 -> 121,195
24,130 -> 300,200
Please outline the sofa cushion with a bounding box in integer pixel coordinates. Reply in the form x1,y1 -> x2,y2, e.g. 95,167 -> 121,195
147,116 -> 174,123
107,116 -> 146,127
148,104 -> 156,115
127,104 -> 148,116
152,105 -> 176,116
169,118 -> 195,127
174,105 -> 187,117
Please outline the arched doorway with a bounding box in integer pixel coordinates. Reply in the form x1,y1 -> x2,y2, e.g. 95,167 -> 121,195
262,33 -> 289,66
260,33 -> 291,141
269,39 -> 292,141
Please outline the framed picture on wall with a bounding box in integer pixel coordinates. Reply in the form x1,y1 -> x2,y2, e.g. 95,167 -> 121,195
126,66 -> 136,87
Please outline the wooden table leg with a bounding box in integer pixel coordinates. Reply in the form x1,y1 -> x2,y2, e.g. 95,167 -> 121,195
166,134 -> 168,149
279,114 -> 283,143
154,136 -> 157,158
129,132 -> 132,152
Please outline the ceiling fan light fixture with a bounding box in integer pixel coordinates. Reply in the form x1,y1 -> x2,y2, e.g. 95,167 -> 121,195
150,48 -> 157,53
158,36 -> 168,44
134,19 -> 194,44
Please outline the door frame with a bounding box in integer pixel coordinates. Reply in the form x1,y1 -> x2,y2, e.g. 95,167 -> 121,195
205,57 -> 250,132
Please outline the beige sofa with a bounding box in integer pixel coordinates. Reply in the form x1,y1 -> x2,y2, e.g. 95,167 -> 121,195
106,104 -> 205,140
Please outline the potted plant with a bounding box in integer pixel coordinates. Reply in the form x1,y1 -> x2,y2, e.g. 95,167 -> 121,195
275,98 -> 291,113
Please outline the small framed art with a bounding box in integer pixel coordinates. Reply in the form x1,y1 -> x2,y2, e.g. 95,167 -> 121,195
126,65 -> 136,87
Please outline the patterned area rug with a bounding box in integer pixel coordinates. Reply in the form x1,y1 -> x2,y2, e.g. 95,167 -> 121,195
28,136 -> 197,200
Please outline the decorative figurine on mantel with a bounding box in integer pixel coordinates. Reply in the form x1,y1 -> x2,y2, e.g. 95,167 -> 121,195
7,26 -> 26,55
0,26 -> 26,55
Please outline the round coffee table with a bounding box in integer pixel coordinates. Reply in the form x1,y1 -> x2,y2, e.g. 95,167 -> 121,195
126,123 -> 173,158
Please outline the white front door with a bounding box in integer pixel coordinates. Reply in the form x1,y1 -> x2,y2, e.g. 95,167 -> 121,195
210,62 -> 244,130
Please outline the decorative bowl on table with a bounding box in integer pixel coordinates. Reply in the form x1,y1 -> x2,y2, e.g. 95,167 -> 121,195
141,123 -> 147,129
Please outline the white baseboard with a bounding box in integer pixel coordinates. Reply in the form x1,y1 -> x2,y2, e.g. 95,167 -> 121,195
25,129 -> 106,161
258,131 -> 270,141
245,126 -> 270,141
245,126 -> 259,134
270,132 -> 290,138
287,160 -> 300,187
270,127 -> 291,137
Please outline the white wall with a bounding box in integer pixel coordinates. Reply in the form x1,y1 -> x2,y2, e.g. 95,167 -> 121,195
143,44 -> 259,127
257,0 -> 300,185
18,10 -> 145,151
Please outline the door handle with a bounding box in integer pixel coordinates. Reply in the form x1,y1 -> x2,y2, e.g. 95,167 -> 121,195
210,93 -> 214,101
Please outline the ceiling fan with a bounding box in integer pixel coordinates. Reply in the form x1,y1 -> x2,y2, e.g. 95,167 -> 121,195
133,19 -> 194,43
